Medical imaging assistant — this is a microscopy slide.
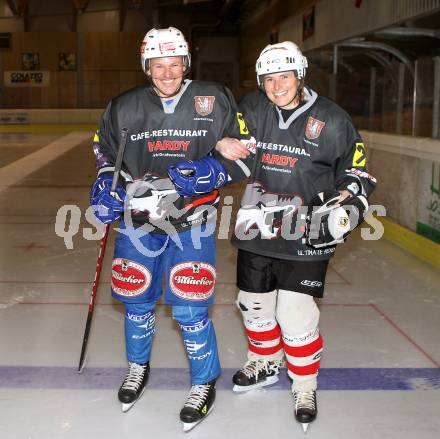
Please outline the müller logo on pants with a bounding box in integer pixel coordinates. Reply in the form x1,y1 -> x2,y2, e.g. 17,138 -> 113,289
170,262 -> 216,301
111,258 -> 151,297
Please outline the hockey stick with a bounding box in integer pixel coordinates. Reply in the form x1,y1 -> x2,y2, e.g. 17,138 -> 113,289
78,127 -> 128,373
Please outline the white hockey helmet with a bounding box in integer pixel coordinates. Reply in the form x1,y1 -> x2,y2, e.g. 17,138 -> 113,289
256,41 -> 308,86
140,27 -> 191,74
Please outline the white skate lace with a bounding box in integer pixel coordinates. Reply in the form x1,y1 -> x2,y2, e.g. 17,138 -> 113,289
293,390 -> 316,411
241,359 -> 283,379
121,362 -> 147,391
185,384 -> 211,409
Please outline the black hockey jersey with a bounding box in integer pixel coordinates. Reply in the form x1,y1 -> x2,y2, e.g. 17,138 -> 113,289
92,80 -> 252,233
231,86 -> 377,261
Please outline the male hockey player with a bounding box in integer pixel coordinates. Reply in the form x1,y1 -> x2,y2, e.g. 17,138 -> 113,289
169,41 -> 377,432
90,27 -> 251,432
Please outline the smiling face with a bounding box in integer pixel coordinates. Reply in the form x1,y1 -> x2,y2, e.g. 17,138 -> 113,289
262,71 -> 301,109
148,56 -> 186,98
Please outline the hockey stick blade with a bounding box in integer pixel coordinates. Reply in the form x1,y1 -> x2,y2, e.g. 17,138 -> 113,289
77,313 -> 92,374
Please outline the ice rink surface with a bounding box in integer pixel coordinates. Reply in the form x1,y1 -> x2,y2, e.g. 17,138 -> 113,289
0,132 -> 439,439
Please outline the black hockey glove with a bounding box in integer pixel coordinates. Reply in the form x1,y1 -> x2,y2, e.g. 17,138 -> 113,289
305,191 -> 369,248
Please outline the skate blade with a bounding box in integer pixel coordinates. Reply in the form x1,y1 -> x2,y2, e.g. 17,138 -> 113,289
301,423 -> 309,433
121,387 -> 146,413
183,420 -> 200,432
182,405 -> 214,432
233,375 -> 279,393
121,402 -> 134,413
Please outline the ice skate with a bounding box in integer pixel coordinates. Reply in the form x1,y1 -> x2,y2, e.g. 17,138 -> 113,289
232,358 -> 283,392
180,380 -> 216,432
118,362 -> 150,412
292,389 -> 317,433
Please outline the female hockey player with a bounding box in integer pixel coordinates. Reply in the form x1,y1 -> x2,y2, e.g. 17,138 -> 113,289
90,27 -> 251,432
169,41 -> 377,432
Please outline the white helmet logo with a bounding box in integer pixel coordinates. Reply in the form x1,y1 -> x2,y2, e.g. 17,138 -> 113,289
159,42 -> 176,52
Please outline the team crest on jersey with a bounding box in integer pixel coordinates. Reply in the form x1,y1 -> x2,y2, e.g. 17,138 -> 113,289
305,116 -> 325,140
194,96 -> 215,116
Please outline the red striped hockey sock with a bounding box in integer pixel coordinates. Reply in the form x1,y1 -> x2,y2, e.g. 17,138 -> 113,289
283,329 -> 323,381
245,321 -> 284,358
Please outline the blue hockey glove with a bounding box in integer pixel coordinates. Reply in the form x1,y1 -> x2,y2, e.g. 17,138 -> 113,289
167,156 -> 228,197
90,172 -> 126,224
